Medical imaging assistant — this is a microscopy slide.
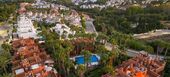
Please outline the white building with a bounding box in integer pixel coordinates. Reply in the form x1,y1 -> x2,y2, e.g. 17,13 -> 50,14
68,16 -> 82,27
16,15 -> 37,39
52,24 -> 76,39
72,0 -> 97,5
32,0 -> 51,8
65,10 -> 82,27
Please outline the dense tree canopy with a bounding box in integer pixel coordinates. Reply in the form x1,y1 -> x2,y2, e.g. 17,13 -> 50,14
76,3 -> 170,34
0,3 -> 17,21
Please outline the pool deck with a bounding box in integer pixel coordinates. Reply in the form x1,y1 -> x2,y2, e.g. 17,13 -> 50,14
70,54 -> 100,68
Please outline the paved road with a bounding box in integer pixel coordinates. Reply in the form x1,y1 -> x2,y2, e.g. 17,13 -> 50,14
126,49 -> 165,59
104,42 -> 165,59
134,29 -> 170,39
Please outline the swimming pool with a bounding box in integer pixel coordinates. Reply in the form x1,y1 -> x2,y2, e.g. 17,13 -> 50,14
75,55 -> 100,64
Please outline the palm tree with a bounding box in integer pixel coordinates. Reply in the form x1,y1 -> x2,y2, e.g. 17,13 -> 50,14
0,51 -> 11,74
153,40 -> 165,59
52,40 -> 74,77
64,58 -> 74,77
107,45 -> 120,67
0,73 -> 12,77
96,45 -> 109,65
80,50 -> 92,69
58,47 -> 67,76
62,40 -> 74,57
1,43 -> 12,52
164,43 -> 170,58
100,53 -> 110,65
76,65 -> 85,77
102,64 -> 115,76
51,40 -> 64,75
108,51 -> 115,66
62,41 -> 74,76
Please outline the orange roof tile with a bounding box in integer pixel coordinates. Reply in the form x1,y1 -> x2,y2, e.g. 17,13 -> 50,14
136,72 -> 146,77
32,65 -> 45,74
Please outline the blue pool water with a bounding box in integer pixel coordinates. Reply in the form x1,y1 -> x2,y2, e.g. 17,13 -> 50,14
75,55 -> 99,64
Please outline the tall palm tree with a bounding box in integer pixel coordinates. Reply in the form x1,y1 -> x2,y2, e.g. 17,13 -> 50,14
62,41 -> 74,76
108,52 -> 115,66
1,43 -> 12,52
96,45 -> 109,65
164,43 -> 170,58
102,64 -> 115,76
52,40 -> 74,77
0,51 -> 11,74
107,45 -> 120,67
58,47 -> 67,76
76,65 -> 85,77
154,40 -> 165,59
100,53 -> 110,65
64,58 -> 74,77
80,50 -> 92,69
0,73 -> 12,77
51,40 -> 64,75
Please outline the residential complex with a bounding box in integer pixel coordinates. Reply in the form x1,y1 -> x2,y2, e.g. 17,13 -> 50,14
0,0 -> 169,77
12,38 -> 60,77
15,15 -> 37,39
65,10 -> 82,27
115,52 -> 166,77
26,8 -> 61,23
72,0 -> 97,5
52,24 -> 76,39
77,0 -> 169,9
32,0 -> 50,8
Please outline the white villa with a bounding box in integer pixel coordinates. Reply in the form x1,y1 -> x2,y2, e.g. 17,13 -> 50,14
72,0 -> 97,5
65,10 -> 82,27
26,9 -> 61,24
69,16 -> 82,27
32,0 -> 51,8
16,15 -> 37,39
52,24 -> 76,39
54,4 -> 69,11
